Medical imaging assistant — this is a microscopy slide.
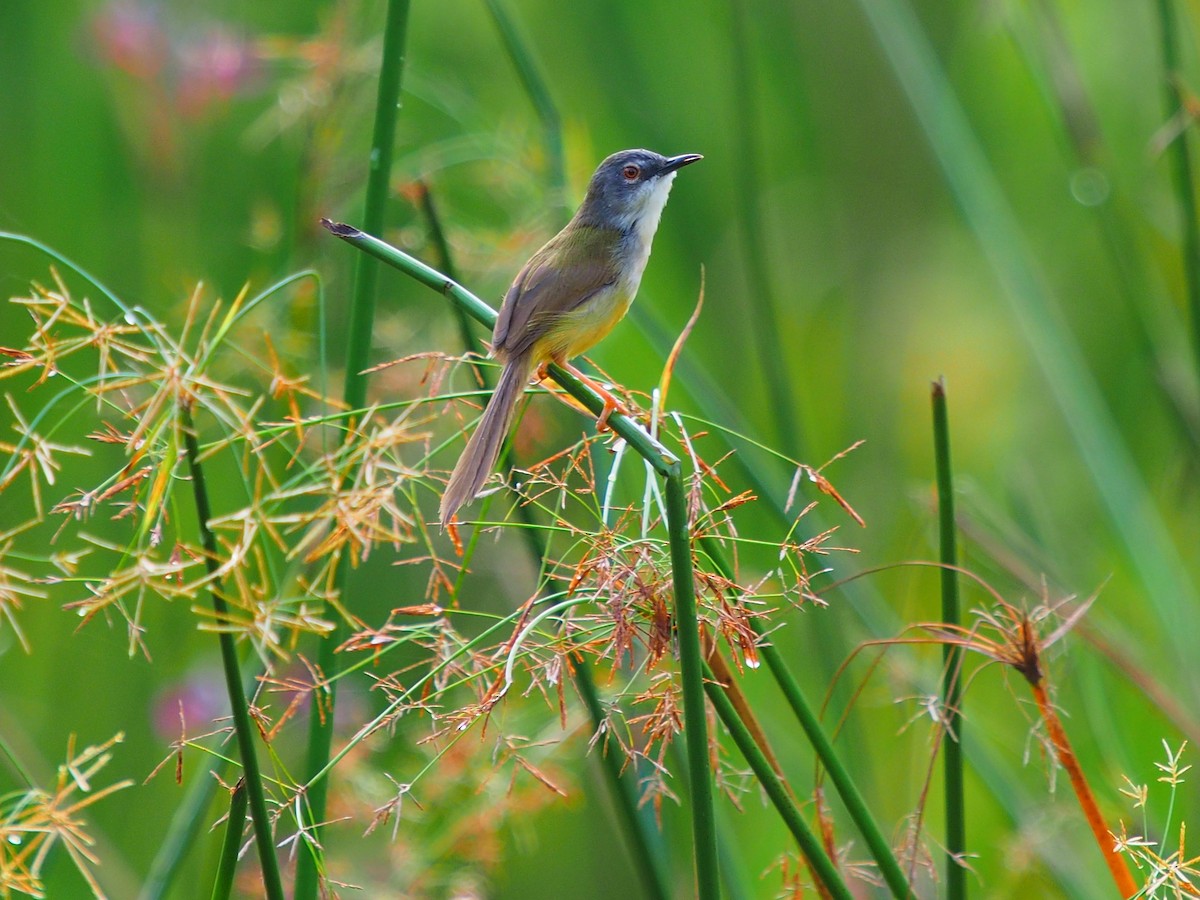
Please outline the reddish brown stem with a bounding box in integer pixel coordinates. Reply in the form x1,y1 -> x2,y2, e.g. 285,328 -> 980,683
1029,679 -> 1137,897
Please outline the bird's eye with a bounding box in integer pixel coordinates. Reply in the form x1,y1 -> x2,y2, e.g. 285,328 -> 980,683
622,164 -> 640,181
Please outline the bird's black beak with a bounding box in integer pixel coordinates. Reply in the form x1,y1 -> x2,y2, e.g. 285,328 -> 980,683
662,153 -> 703,173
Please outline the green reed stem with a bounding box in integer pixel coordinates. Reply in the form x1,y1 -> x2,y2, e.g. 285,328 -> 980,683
210,779 -> 249,900
181,405 -> 284,900
295,5 -> 410,898
696,535 -> 914,899
482,0 -> 567,219
1155,0 -> 1200,374
702,663 -> 852,900
665,474 -> 721,900
932,380 -> 966,899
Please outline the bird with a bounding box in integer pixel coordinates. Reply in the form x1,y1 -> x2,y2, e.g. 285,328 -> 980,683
439,148 -> 702,527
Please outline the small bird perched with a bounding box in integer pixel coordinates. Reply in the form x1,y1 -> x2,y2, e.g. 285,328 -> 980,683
439,148 -> 702,527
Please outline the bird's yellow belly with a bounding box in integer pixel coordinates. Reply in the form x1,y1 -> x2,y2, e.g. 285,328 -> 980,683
534,284 -> 633,362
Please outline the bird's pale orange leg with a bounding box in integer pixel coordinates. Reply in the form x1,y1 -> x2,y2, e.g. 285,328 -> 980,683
556,359 -> 630,431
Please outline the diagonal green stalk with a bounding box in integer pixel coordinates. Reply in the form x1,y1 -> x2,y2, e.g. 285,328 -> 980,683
181,405 -> 284,900
139,697 -> 234,898
210,779 -> 249,900
1155,0 -> 1200,375
696,535 -> 914,899
295,4 -> 410,898
702,662 -> 852,899
932,380 -> 965,898
414,181 -> 488,383
322,220 -> 718,897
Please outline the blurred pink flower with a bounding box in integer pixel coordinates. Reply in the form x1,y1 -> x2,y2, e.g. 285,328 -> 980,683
152,669 -> 225,740
90,1 -> 169,80
176,27 -> 260,118
88,2 -> 261,119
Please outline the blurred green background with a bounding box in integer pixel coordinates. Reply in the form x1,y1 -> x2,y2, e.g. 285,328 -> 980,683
2,0 -> 1199,897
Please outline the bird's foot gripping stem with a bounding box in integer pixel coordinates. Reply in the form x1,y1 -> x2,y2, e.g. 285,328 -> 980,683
537,360 -> 631,432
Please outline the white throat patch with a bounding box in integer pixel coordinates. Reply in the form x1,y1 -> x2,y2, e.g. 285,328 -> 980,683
626,171 -> 677,245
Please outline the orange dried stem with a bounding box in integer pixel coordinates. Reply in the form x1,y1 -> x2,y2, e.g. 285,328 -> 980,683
1028,678 -> 1137,897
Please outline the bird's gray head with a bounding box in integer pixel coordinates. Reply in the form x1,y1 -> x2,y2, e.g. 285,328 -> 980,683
576,149 -> 702,234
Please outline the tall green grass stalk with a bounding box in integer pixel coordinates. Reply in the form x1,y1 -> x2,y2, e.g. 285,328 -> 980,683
321,219 -> 720,897
702,663 -> 852,900
182,405 -> 284,900
210,779 -> 248,900
664,474 -> 721,900
932,380 -> 966,899
696,535 -> 914,899
294,4 -> 410,898
1154,0 -> 1200,373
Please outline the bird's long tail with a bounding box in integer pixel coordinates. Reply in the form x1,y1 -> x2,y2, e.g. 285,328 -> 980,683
440,353 -> 535,527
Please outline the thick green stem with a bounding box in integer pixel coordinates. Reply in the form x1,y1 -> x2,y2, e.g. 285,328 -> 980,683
665,474 -> 720,900
210,780 -> 249,900
181,406 -> 284,900
296,4 -> 410,898
932,380 -> 966,898
703,665 -> 853,900
1155,0 -> 1200,374
697,534 -> 913,899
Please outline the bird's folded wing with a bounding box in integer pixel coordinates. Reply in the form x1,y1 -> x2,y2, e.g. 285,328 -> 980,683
493,228 -> 619,360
